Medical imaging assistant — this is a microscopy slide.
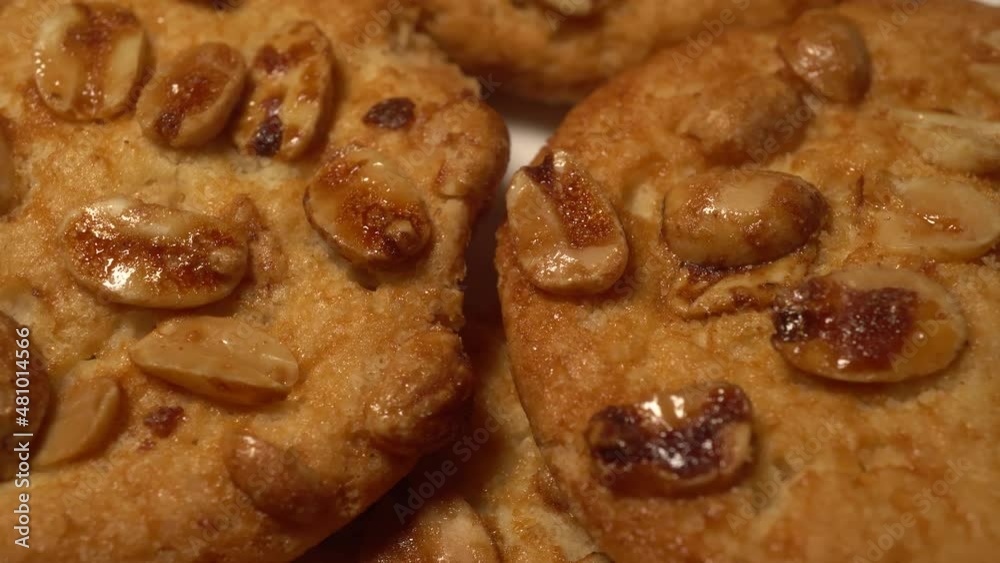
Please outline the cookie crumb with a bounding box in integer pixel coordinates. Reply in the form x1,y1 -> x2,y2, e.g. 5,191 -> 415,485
143,406 -> 185,438
363,97 -> 415,129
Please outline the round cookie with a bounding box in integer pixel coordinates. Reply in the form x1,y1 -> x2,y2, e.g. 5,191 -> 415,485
300,323 -> 604,562
414,0 -> 838,103
497,1 -> 1000,562
0,1 -> 508,561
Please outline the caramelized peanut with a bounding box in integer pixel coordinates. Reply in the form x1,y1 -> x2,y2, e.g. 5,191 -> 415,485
587,383 -> 753,496
667,250 -> 815,319
235,22 -> 335,160
34,3 -> 150,121
305,149 -> 431,268
663,170 -> 827,268
62,197 -> 248,308
778,11 -> 871,103
137,43 -> 247,148
772,267 -> 967,382
507,151 -> 628,295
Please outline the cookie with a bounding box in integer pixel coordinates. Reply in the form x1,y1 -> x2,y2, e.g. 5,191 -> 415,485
497,1 -> 1000,561
0,1 -> 508,561
414,0 -> 838,103
302,487 -> 504,562
300,322 -> 603,562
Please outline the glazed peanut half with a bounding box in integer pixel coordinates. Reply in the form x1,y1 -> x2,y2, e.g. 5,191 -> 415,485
772,267 -> 968,383
305,149 -> 432,269
61,197 -> 248,309
507,151 -> 628,295
235,21 -> 335,160
137,43 -> 247,148
34,3 -> 150,121
586,383 -> 754,496
663,169 -> 828,268
778,11 -> 871,103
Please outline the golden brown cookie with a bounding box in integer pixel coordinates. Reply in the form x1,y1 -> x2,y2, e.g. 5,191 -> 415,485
413,0 -> 838,103
300,323 -> 603,563
497,1 -> 1000,562
0,1 -> 508,561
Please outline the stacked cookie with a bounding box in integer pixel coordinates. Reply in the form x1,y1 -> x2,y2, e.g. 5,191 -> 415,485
0,1 -> 998,562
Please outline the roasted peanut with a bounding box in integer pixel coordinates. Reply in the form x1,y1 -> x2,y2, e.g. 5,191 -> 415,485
778,11 -> 871,102
679,75 -> 809,164
223,432 -> 332,524
305,149 -> 432,268
34,3 -> 150,121
62,197 -> 248,309
366,330 -> 471,455
772,267 -> 967,382
36,377 -> 120,468
235,22 -> 334,160
137,42 -> 246,148
534,0 -> 613,17
587,383 -> 754,496
0,315 -> 50,479
877,177 -> 1000,261
130,317 -> 298,406
663,170 -> 827,268
507,151 -> 628,295
894,109 -> 1000,175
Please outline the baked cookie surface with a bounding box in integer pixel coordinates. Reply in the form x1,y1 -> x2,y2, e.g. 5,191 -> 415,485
414,0 -> 838,103
0,1 -> 508,561
497,1 -> 1000,562
300,322 -> 603,563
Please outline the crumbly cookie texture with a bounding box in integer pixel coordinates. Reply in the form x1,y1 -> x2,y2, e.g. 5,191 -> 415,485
498,1 -> 1000,562
0,0 -> 509,561
412,0 -> 838,103
300,324 -> 604,563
